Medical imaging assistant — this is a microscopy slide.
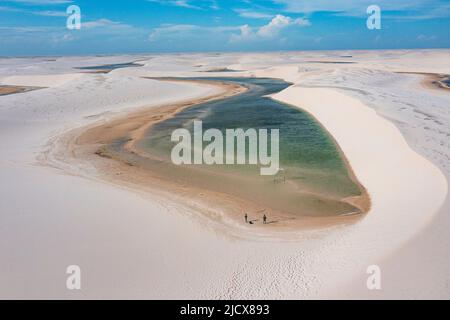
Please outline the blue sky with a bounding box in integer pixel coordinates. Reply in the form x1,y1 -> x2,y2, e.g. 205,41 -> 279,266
0,0 -> 449,56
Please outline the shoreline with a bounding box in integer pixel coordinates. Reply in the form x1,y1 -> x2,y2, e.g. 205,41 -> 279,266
64,77 -> 369,234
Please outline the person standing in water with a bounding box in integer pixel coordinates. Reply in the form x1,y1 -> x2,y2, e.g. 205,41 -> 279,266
263,214 -> 267,224
244,213 -> 248,223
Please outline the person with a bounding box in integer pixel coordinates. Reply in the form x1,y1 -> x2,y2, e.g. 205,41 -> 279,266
244,213 -> 248,223
263,214 -> 267,224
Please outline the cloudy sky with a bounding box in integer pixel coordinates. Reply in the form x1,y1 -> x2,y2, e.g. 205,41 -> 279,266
0,0 -> 449,56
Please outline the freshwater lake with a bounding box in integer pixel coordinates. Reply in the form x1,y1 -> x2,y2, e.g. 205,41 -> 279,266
135,77 -> 364,217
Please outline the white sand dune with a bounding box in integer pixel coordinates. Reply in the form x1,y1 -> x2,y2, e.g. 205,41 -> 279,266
271,85 -> 447,298
0,50 -> 449,299
1,73 -> 84,88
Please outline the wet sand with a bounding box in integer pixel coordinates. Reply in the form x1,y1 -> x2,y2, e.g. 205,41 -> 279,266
0,85 -> 42,96
75,62 -> 145,74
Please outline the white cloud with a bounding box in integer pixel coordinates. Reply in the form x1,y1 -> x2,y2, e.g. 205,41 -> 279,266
229,24 -> 253,43
147,0 -> 198,10
0,5 -> 66,17
34,10 -> 66,16
80,19 -> 143,35
51,32 -> 75,43
258,14 -> 309,37
172,0 -> 201,9
209,0 -> 219,10
148,23 -> 241,42
0,18 -> 139,35
0,6 -> 21,12
234,9 -> 273,19
6,0 -> 72,4
82,19 -> 122,29
417,34 -> 437,41
147,0 -> 220,10
230,14 -> 310,43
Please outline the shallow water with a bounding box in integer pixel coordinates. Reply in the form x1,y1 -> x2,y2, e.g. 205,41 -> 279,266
130,78 -> 363,217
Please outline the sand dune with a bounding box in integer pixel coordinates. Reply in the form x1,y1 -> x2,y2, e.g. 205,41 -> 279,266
0,50 -> 449,299
1,73 -> 84,88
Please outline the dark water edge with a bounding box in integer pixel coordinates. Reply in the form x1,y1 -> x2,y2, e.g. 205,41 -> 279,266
110,77 -> 365,217
444,76 -> 450,86
75,62 -> 143,72
201,68 -> 242,73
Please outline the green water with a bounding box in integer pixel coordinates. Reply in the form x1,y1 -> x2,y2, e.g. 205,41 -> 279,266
132,77 -> 363,216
